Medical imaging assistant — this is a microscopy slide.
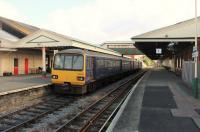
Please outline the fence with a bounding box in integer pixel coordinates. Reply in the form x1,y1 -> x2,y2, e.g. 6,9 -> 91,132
182,61 -> 200,87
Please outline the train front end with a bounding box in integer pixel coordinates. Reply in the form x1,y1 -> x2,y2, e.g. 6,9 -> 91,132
51,52 -> 86,94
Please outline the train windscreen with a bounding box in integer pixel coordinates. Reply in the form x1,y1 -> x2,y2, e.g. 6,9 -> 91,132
54,54 -> 83,70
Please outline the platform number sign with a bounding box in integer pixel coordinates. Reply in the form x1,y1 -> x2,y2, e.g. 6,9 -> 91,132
156,48 -> 162,54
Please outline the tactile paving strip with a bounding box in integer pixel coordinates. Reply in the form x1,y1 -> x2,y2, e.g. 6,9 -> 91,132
142,86 -> 177,108
139,86 -> 199,132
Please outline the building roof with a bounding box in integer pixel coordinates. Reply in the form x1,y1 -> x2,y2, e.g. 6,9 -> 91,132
0,30 -> 19,42
132,17 -> 200,42
110,48 -> 143,55
101,41 -> 134,46
0,16 -> 39,35
131,17 -> 199,59
0,16 -> 121,56
16,29 -> 122,56
0,37 -> 16,48
101,41 -> 143,55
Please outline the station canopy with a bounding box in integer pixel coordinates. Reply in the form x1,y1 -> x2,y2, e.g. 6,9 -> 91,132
131,17 -> 200,59
0,16 -> 121,56
16,29 -> 122,56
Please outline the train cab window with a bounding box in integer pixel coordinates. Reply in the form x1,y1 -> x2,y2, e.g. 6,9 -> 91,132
64,56 -> 73,69
54,54 -> 83,70
54,54 -> 65,69
73,55 -> 83,70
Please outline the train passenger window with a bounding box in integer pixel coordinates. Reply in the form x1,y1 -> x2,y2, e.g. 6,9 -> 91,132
73,56 -> 83,70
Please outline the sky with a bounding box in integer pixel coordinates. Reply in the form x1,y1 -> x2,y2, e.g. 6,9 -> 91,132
0,0 -> 199,45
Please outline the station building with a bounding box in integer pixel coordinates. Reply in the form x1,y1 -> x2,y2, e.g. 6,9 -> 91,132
0,16 -> 121,76
131,17 -> 200,87
0,17 -> 42,76
101,41 -> 144,60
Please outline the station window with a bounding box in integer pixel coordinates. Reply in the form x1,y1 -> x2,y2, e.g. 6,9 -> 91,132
14,58 -> 18,67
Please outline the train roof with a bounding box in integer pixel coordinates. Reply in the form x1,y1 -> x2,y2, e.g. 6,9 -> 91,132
57,49 -> 133,61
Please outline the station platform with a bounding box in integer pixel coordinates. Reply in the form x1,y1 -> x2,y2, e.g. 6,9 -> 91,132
0,74 -> 51,94
108,68 -> 200,132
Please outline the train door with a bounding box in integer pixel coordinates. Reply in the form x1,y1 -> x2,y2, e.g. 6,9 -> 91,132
91,57 -> 94,79
24,58 -> 29,75
14,58 -> 18,75
86,57 -> 94,81
46,55 -> 51,73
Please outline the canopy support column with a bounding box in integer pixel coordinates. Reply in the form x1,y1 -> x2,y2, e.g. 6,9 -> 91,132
42,47 -> 46,77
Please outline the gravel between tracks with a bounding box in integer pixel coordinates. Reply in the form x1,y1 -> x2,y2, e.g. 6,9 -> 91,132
17,74 -> 136,132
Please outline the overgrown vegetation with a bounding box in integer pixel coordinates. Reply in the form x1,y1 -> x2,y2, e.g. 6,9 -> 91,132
142,56 -> 154,66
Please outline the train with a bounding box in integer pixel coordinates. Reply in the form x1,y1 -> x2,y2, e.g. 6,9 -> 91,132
51,49 -> 142,94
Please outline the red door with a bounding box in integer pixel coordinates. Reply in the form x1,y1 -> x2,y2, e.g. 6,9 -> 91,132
14,58 -> 18,75
25,58 -> 29,75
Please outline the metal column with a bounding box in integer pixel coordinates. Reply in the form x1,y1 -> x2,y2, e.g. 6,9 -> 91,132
193,0 -> 198,98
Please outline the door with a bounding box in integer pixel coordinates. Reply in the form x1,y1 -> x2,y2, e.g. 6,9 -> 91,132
14,58 -> 18,75
25,58 -> 29,75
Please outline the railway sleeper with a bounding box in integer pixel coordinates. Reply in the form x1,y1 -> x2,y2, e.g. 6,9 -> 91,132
25,109 -> 43,114
33,106 -> 51,111
11,117 -> 26,122
20,112 -> 36,116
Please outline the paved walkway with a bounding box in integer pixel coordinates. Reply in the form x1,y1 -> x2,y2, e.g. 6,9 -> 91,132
0,74 -> 51,93
109,68 -> 200,132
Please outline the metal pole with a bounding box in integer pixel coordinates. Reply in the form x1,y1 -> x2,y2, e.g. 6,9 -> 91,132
42,47 -> 46,77
193,0 -> 198,98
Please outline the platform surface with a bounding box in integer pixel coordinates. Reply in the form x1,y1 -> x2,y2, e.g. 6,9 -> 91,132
109,68 -> 200,132
0,74 -> 51,93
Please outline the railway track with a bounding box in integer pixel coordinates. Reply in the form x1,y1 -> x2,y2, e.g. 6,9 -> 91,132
0,96 -> 78,132
0,71 -> 144,132
55,71 -> 145,132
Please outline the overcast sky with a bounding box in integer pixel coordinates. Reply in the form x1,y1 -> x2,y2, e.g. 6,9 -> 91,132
0,0 -> 199,44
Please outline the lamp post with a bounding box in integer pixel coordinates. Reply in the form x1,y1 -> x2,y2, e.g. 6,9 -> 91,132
193,0 -> 198,98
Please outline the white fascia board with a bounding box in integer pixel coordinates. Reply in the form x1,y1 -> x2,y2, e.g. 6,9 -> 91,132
72,40 -> 122,56
0,48 -> 17,51
17,30 -> 73,48
131,38 -> 194,43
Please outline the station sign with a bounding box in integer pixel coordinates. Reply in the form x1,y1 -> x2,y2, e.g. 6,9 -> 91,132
192,46 -> 198,58
192,51 -> 198,58
156,48 -> 162,54
193,46 -> 197,52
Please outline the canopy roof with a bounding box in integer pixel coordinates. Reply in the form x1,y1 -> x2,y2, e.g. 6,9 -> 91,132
131,17 -> 198,59
132,17 -> 200,42
16,29 -> 122,56
0,16 -> 39,35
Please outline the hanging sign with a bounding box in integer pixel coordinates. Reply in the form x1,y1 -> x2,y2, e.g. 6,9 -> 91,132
193,46 -> 197,52
156,48 -> 162,54
192,51 -> 198,58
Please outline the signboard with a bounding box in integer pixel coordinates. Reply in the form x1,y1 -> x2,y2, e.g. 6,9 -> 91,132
192,51 -> 198,58
193,46 -> 197,52
192,46 -> 198,58
156,48 -> 162,54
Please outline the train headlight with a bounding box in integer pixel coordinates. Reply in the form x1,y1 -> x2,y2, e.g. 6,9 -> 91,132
77,76 -> 84,81
52,75 -> 58,79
